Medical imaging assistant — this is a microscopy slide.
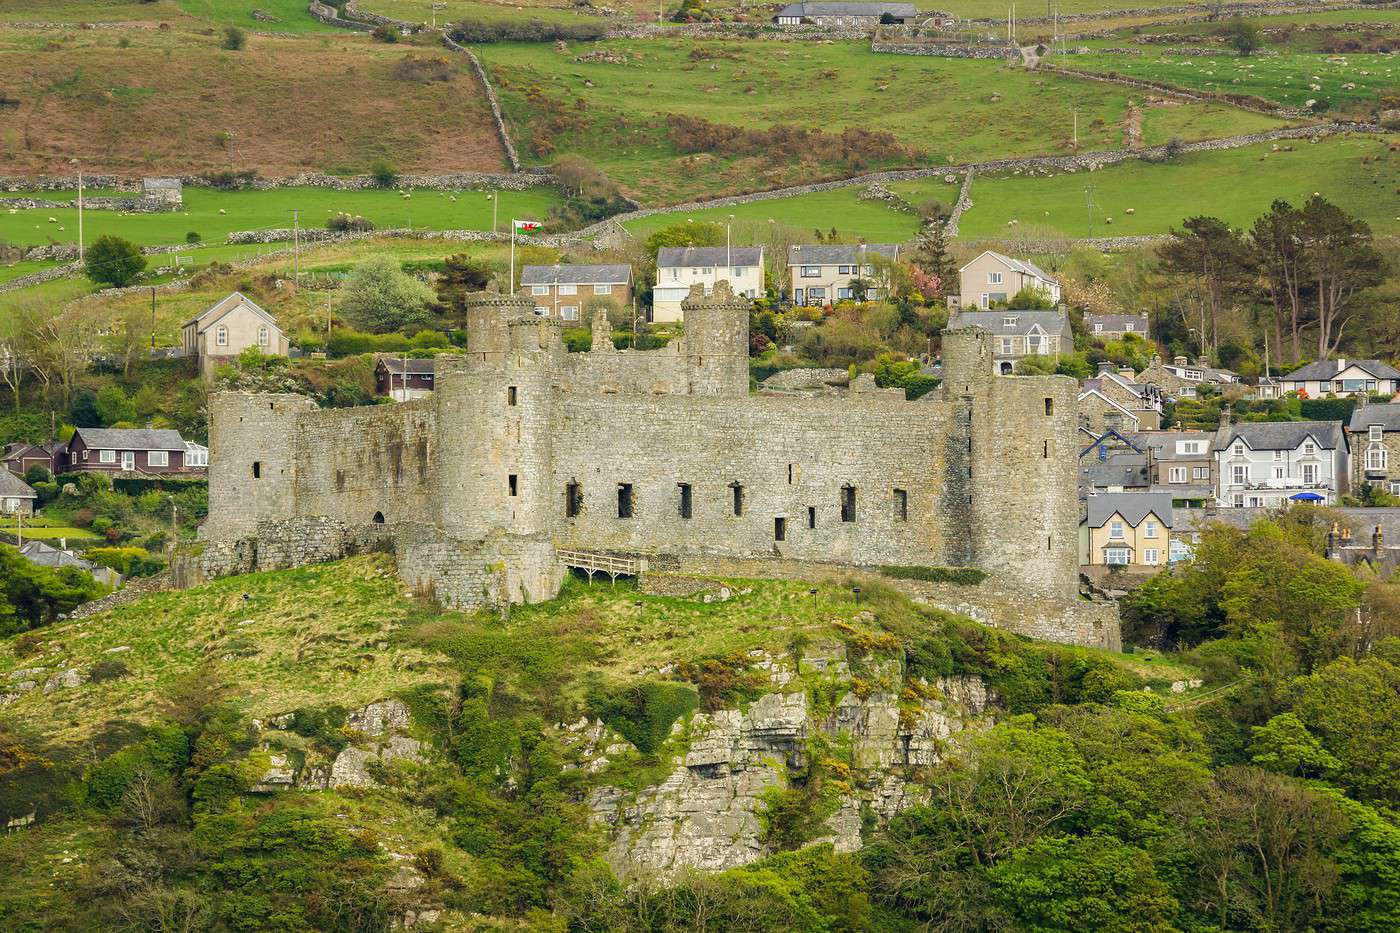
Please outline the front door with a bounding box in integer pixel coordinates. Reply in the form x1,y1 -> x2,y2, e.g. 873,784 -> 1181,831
121,451 -> 135,472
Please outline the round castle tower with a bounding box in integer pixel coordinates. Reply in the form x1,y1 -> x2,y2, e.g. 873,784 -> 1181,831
681,281 -> 749,397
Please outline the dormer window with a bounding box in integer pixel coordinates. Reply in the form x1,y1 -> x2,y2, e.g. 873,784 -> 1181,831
1304,442 -> 1316,456
1233,443 -> 1244,455
1003,316 -> 1018,327
1124,323 -> 1134,332
1370,425 -> 1383,442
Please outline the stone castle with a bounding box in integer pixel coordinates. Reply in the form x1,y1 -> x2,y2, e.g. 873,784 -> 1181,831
199,283 -> 1117,648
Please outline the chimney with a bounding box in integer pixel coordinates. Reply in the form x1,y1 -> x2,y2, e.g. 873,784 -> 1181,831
1097,361 -> 1114,375
1375,524 -> 1384,552
1197,355 -> 1209,368
1337,358 -> 1346,371
1118,366 -> 1135,380
1173,355 -> 1187,366
1219,405 -> 1232,428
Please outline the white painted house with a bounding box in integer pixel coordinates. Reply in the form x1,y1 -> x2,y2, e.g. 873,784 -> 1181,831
1278,359 -> 1400,398
1213,420 -> 1349,508
652,246 -> 764,323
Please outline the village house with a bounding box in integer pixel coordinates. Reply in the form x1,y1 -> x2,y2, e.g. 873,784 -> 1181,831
1347,401 -> 1400,496
375,356 -> 437,402
520,264 -> 633,323
1129,430 -> 1216,506
956,251 -> 1062,310
181,292 -> 288,379
1084,313 -> 1149,341
19,540 -> 122,587
1161,355 -> 1239,386
787,244 -> 898,306
1278,359 -> 1400,398
1213,419 -> 1348,507
773,1 -> 916,25
0,470 -> 37,515
2,441 -> 63,478
653,247 -> 763,323
946,309 -> 1072,375
65,427 -> 205,477
1080,492 -> 1174,571
1078,363 -> 1163,433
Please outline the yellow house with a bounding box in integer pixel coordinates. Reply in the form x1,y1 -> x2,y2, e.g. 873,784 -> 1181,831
1079,492 -> 1173,570
181,292 -> 288,379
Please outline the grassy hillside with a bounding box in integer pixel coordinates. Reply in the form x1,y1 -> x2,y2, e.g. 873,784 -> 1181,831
0,28 -> 504,176
957,132 -> 1400,238
478,39 -> 1289,203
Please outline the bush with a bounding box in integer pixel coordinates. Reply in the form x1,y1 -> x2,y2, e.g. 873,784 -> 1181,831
879,565 -> 987,585
89,659 -> 129,683
221,26 -> 246,50
326,212 -> 375,233
337,255 -> 436,333
369,160 -> 397,188
449,20 -> 605,43
391,55 -> 455,83
370,24 -> 398,43
584,679 -> 699,754
23,465 -> 51,486
185,231 -> 201,244
85,235 -> 146,287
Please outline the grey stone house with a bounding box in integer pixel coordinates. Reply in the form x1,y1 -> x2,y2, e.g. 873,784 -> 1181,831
946,309 -> 1072,375
1085,314 -> 1149,341
0,470 -> 36,516
774,1 -> 916,25
1348,401 -> 1400,496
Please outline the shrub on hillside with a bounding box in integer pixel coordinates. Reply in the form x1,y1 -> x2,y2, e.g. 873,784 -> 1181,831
338,255 -> 436,334
584,679 -> 699,754
85,235 -> 146,287
371,24 -> 398,43
391,55 -> 455,83
201,170 -> 257,190
369,160 -> 397,188
326,212 -> 375,233
449,20 -> 605,43
666,114 -> 922,167
221,26 -> 245,50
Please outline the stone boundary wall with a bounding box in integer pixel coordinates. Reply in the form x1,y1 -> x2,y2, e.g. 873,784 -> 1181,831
0,196 -> 178,213
67,570 -> 174,620
308,0 -> 375,30
604,23 -> 874,40
1037,63 -> 1305,118
224,225 -> 581,247
0,262 -> 84,294
872,41 -> 1015,59
983,0 -> 1391,27
944,169 -> 976,237
568,121 -> 1382,240
442,33 -> 523,171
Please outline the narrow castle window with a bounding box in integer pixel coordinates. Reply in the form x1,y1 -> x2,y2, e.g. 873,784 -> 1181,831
509,474 -> 519,497
617,483 -> 634,519
1044,397 -> 1054,416
1043,439 -> 1049,459
730,482 -> 745,517
508,386 -> 518,406
335,469 -> 345,492
252,461 -> 261,479
774,517 -> 787,542
841,485 -> 856,523
566,482 -> 582,517
807,506 -> 816,530
372,511 -> 385,524
787,463 -> 795,485
893,488 -> 908,522
678,483 -> 693,519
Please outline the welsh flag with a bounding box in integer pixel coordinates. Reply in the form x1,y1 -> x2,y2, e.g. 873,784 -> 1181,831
513,220 -> 541,235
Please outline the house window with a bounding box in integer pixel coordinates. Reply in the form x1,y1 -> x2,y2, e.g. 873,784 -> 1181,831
531,285 -> 549,296
678,483 -> 693,519
1302,463 -> 1318,485
837,288 -> 852,301
1105,548 -> 1130,566
807,506 -> 816,529
566,481 -> 582,517
508,386 -> 517,406
617,483 -> 634,518
800,265 -> 820,278
1144,548 -> 1160,565
561,306 -> 579,321
1093,323 -> 1103,333
1110,520 -> 1124,539
535,307 -> 550,316
1145,521 -> 1158,539
893,488 -> 908,521
1304,442 -> 1316,456
840,485 -> 856,522
1026,334 -> 1042,354
1390,482 -> 1400,496
774,517 -> 787,542
594,284 -> 612,295
258,326 -> 269,347
838,265 -> 852,274
730,482 -> 745,517
215,326 -> 228,347
1169,466 -> 1187,483
99,449 -> 116,463
149,450 -> 168,468
1193,467 -> 1209,480
1274,467 -> 1285,479
808,287 -> 826,300
1367,446 -> 1388,471
1232,465 -> 1247,485
1370,425 -> 1384,442
731,266 -> 748,278
1124,323 -> 1135,332
988,272 -> 1003,285
1234,443 -> 1245,455
1000,338 -> 1013,355
558,284 -> 578,296
702,267 -> 713,275
508,474 -> 519,497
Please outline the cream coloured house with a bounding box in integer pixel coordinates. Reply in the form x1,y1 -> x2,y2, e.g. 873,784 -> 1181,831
1079,492 -> 1173,570
181,292 -> 288,379
786,243 -> 898,306
653,246 -> 763,323
957,251 -> 1061,309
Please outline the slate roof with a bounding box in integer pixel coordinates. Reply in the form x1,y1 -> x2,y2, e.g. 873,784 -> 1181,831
1281,359 -> 1400,382
775,1 -> 917,16
1219,420 -> 1346,452
0,471 -> 36,499
656,246 -> 763,268
1121,431 -> 1214,460
19,540 -> 95,571
1086,313 -> 1149,332
1349,404 -> 1400,432
71,427 -> 187,451
519,264 -> 632,286
947,310 -> 1069,337
961,250 -> 1059,286
1085,492 -> 1174,529
787,244 -> 899,265
377,357 -> 437,375
183,291 -> 280,332
1080,453 -> 1150,490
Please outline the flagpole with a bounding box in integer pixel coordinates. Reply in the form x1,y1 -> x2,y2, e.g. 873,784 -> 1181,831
509,219 -> 515,296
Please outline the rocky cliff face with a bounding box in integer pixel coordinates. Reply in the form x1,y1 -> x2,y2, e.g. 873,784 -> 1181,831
583,642 -> 996,880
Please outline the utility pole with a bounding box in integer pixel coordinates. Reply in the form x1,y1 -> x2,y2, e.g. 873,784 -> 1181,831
151,287 -> 157,352
70,158 -> 84,263
289,209 -> 301,285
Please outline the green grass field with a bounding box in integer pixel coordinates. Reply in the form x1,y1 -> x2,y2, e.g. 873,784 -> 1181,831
0,0 -> 334,30
0,185 -> 562,249
622,176 -> 962,241
958,133 -> 1400,238
477,39 -> 1288,204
